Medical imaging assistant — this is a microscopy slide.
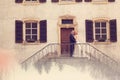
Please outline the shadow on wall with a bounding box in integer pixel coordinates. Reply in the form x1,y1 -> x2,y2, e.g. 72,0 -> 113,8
34,58 -> 88,73
32,57 -> 120,80
34,58 -> 120,80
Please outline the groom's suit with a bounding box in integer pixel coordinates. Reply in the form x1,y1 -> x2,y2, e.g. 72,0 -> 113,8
69,34 -> 76,57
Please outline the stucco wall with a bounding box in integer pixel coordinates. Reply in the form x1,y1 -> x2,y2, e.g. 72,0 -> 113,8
1,57 -> 120,80
0,0 -> 120,62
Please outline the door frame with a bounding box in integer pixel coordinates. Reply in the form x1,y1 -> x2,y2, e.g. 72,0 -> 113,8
57,15 -> 78,56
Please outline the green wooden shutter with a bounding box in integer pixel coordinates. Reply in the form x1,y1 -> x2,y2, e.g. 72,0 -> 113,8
109,19 -> 117,42
40,20 -> 47,43
15,20 -> 23,43
85,20 -> 93,42
15,0 -> 23,3
39,0 -> 46,3
108,0 -> 115,2
85,0 -> 92,2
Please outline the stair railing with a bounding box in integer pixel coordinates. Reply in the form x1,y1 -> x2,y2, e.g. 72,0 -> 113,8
78,43 -> 118,69
21,43 -> 60,67
21,43 -> 118,70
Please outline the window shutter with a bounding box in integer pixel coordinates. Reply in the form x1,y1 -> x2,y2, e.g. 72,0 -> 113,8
75,0 -> 82,2
51,0 -> 59,3
85,20 -> 93,42
109,19 -> 117,42
15,0 -> 23,3
15,20 -> 23,43
108,0 -> 115,2
39,0 -> 46,3
40,20 -> 47,43
84,0 -> 91,2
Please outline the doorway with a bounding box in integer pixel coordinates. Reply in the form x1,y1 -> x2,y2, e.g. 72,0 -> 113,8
60,28 -> 74,56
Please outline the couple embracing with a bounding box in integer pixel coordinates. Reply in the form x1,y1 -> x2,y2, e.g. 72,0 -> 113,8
69,30 -> 78,57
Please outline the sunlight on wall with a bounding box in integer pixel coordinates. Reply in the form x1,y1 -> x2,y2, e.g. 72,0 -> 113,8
0,49 -> 16,69
0,48 -> 16,80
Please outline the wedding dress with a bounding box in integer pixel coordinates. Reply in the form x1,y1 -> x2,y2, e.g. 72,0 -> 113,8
73,42 -> 81,57
73,35 -> 82,57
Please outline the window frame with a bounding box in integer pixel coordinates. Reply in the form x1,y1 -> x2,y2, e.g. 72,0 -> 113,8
25,22 -> 38,42
84,0 -> 115,4
23,0 -> 39,4
59,0 -> 76,4
56,0 -> 82,4
61,19 -> 74,24
92,0 -> 108,4
93,19 -> 110,43
23,20 -> 40,44
21,0 -> 46,5
15,19 -> 47,44
58,15 -> 77,28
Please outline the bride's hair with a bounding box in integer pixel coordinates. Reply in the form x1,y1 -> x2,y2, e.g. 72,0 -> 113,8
74,31 -> 78,35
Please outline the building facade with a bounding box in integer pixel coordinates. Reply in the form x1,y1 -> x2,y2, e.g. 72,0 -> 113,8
0,0 -> 120,62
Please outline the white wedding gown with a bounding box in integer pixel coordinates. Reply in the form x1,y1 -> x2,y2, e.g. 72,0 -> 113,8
73,41 -> 82,57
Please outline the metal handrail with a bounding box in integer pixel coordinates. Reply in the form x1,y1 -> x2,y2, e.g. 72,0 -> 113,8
21,43 -> 59,65
21,43 -> 118,69
87,44 -> 118,64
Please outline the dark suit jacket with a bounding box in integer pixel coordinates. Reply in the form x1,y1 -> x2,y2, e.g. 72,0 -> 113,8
69,34 -> 76,43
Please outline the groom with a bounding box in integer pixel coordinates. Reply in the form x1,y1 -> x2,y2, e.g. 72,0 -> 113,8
69,30 -> 76,57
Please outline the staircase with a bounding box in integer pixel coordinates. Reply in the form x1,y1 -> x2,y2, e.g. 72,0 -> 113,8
21,43 -> 120,79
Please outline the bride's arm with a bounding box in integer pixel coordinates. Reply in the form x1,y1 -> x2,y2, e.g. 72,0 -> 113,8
75,35 -> 81,43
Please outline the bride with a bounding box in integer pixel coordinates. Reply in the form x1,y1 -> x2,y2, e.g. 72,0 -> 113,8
73,31 -> 81,57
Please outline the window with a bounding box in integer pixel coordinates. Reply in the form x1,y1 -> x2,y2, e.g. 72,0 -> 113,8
85,19 -> 117,43
15,20 -> 47,44
58,15 -> 77,28
25,22 -> 38,42
93,0 -> 107,3
94,21 -> 107,42
25,0 -> 37,1
24,0 -> 39,3
15,0 -> 46,3
62,19 -> 73,24
51,0 -> 82,4
60,0 -> 75,4
84,0 -> 115,3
